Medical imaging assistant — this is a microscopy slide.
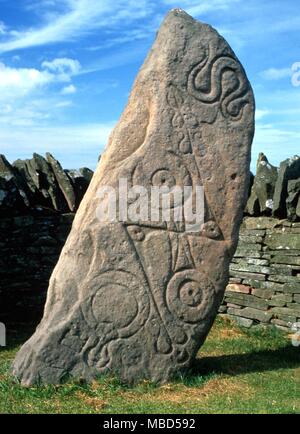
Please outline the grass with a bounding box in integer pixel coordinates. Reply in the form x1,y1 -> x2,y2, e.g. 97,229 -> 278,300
0,317 -> 299,414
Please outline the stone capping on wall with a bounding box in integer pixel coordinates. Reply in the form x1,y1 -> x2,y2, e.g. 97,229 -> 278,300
0,153 -> 94,216
219,217 -> 300,331
246,153 -> 300,221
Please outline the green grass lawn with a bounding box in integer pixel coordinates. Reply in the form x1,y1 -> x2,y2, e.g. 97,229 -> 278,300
0,317 -> 299,414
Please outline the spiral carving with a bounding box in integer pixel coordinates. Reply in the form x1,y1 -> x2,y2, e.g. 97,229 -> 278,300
187,45 -> 250,121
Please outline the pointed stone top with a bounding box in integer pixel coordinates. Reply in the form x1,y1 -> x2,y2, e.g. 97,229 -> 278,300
0,154 -> 13,175
164,7 -> 206,28
169,7 -> 191,16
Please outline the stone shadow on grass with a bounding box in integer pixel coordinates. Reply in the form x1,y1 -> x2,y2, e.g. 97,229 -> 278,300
2,323 -> 299,386
189,346 -> 300,378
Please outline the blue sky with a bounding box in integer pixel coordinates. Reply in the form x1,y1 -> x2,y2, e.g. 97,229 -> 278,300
0,0 -> 299,171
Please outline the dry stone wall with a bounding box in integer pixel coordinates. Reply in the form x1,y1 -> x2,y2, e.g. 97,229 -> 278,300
0,212 -> 75,324
221,151 -> 300,330
0,152 -> 92,324
220,217 -> 300,330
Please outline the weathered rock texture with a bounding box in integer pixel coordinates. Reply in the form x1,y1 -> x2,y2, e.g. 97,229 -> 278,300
12,9 -> 255,385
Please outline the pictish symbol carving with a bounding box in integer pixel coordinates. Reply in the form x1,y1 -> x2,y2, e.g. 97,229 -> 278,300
200,220 -> 222,240
131,157 -> 192,194
81,269 -> 151,367
187,43 -> 251,121
166,270 -> 215,324
167,85 -> 194,154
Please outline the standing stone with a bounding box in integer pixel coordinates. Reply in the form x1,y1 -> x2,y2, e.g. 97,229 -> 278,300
12,9 -> 255,385
246,153 -> 277,215
273,155 -> 300,218
286,178 -> 300,221
46,153 -> 77,212
79,167 -> 94,184
30,153 -> 65,211
13,159 -> 39,197
66,167 -> 94,208
248,171 -> 254,197
22,153 -> 67,212
297,196 -> 300,219
0,155 -> 30,214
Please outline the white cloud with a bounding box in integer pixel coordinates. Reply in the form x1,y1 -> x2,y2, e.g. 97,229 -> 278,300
0,1 -> 109,53
0,0 -> 155,53
61,84 -> 77,94
0,62 -> 53,101
0,98 -> 54,127
255,109 -> 270,120
42,57 -> 81,81
0,122 -> 115,169
55,100 -> 73,108
80,44 -> 147,75
0,104 -> 13,114
270,15 -> 300,33
252,122 -> 300,169
0,58 -> 82,130
87,28 -> 151,51
0,21 -> 7,35
0,58 -> 80,105
260,67 -> 292,80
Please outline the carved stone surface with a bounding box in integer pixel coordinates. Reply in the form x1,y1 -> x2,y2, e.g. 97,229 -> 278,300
12,9 -> 255,385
